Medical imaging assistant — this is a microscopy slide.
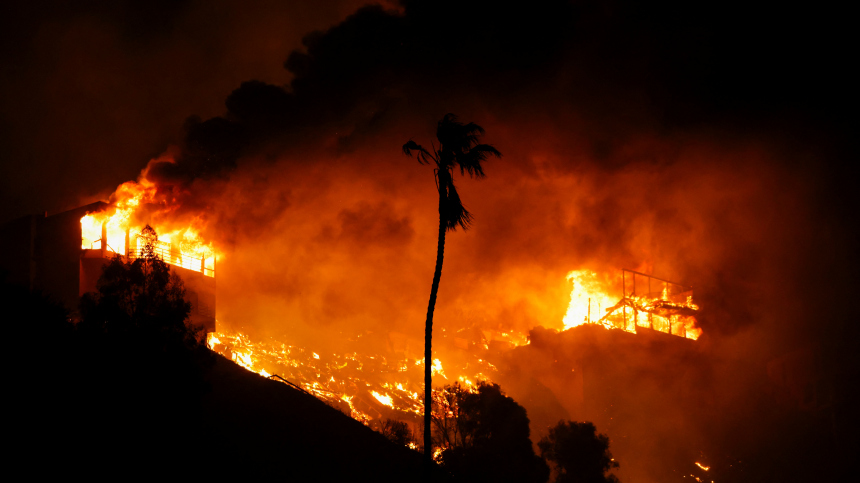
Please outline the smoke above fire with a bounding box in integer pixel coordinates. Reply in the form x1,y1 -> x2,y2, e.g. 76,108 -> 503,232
52,3 -> 852,406
126,119 -> 825,353
72,1 -> 843,350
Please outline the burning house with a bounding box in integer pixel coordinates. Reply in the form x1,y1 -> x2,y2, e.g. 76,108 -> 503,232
0,200 -> 216,332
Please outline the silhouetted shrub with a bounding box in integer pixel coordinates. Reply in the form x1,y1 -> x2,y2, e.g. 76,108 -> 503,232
538,420 -> 620,483
377,418 -> 417,447
433,381 -> 549,483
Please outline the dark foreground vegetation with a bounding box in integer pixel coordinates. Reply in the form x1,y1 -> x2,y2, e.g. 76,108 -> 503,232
4,251 -> 620,482
3,259 -> 429,481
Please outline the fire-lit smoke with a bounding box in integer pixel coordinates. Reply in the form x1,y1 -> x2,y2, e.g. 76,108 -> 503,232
181,116 -> 839,482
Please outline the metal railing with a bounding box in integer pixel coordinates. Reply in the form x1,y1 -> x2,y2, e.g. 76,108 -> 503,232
622,268 -> 691,302
127,247 -> 215,277
605,269 -> 697,338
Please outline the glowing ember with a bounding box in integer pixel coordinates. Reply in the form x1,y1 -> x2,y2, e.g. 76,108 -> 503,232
206,327 -> 500,428
695,462 -> 710,471
371,391 -> 394,407
431,358 -> 446,378
432,447 -> 444,461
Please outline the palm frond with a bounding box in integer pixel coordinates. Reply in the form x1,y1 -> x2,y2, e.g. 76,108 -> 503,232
443,181 -> 472,231
456,144 -> 501,178
406,113 -> 500,230
459,122 -> 486,146
402,140 -> 434,165
436,114 -> 485,154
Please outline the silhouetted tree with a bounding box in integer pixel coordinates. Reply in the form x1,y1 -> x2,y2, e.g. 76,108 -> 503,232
75,225 -> 211,467
538,420 -> 620,483
403,114 -> 501,466
4,226 -> 213,475
377,418 -> 417,448
431,381 -> 471,450
432,381 -> 549,483
79,224 -> 199,345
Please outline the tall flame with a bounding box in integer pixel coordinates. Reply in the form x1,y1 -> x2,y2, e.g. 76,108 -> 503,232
562,270 -> 702,340
562,270 -> 618,330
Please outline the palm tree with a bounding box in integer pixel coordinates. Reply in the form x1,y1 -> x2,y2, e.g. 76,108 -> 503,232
403,113 -> 501,468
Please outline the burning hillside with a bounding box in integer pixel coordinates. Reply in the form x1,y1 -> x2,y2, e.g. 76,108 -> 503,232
206,322 -> 506,428
203,266 -> 701,439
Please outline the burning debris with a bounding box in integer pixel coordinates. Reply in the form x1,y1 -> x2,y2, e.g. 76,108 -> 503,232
207,326 -> 501,431
563,269 -> 702,340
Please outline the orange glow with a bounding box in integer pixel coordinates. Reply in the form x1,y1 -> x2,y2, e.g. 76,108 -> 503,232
563,270 -> 702,340
204,266 -> 701,432
432,447 -> 444,461
562,270 -> 618,330
431,358 -> 446,378
206,327 -> 500,426
80,179 -> 218,277
371,391 -> 394,407
695,462 -> 710,471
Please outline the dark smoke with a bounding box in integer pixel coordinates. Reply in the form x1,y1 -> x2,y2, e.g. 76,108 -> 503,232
0,0 -> 369,221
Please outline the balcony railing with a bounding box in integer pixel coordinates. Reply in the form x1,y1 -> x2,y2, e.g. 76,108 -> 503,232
127,247 -> 215,277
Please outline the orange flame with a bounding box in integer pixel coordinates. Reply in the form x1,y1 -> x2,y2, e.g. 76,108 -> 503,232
206,327 -> 499,426
371,391 -> 394,407
80,180 -> 218,276
563,270 -> 702,340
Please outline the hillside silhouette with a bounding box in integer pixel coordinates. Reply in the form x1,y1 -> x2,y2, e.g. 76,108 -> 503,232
4,277 -> 437,481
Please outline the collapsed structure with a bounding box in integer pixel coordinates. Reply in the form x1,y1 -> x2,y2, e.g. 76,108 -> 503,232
564,269 -> 702,340
0,202 -> 216,331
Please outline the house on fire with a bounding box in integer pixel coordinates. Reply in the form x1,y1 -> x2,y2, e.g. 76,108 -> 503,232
0,201 -> 216,331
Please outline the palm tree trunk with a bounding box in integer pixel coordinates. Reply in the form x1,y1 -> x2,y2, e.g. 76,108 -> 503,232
424,192 -> 447,470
